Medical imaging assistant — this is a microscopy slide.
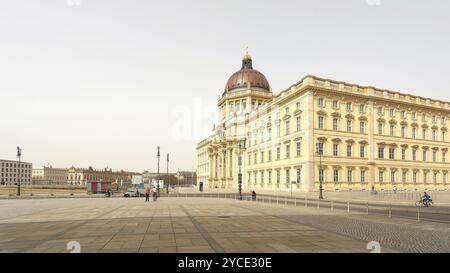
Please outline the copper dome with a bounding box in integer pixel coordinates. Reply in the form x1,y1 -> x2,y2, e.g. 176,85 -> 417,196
224,52 -> 270,93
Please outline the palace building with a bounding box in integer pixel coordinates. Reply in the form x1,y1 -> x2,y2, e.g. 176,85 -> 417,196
196,51 -> 450,192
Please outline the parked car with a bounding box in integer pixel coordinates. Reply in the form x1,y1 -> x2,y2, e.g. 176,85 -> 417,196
123,190 -> 145,197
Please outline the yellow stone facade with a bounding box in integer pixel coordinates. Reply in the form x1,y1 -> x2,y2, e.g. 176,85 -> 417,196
197,55 -> 450,192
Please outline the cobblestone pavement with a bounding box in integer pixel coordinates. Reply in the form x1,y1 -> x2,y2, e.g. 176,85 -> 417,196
235,201 -> 450,253
0,197 -> 446,253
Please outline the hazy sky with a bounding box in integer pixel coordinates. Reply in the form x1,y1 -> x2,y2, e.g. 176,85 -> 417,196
1,0 -> 449,172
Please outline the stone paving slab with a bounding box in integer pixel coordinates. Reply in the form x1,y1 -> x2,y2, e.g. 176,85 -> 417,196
0,197 -> 427,253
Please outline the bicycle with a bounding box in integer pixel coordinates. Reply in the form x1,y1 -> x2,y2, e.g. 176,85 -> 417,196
415,199 -> 433,207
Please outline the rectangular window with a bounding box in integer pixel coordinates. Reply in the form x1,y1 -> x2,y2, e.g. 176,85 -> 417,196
391,171 -> 396,183
346,102 -> 352,111
433,151 -> 437,162
389,148 -> 395,160
361,170 -> 366,183
390,125 -> 395,137
296,117 -> 301,131
318,116 -> 324,129
285,120 -> 290,135
413,172 -> 417,183
254,153 -> 257,164
360,122 -> 365,134
401,111 -> 406,118
412,112 -> 417,120
296,169 -> 301,184
412,128 -> 416,139
379,171 -> 384,183
402,172 -> 407,183
276,170 -> 280,184
268,150 -> 272,161
268,128 -> 272,141
285,169 -> 290,184
317,143 -> 324,155
285,107 -> 289,115
433,173 -> 438,184
296,142 -> 301,157
332,100 -> 339,109
378,123 -> 384,135
319,168 -> 324,183
443,152 -> 446,162
378,107 -> 384,115
347,145 -> 352,157
296,102 -> 300,109
424,173 -> 428,184
443,132 -> 446,142
360,145 -> 365,158
432,130 -> 436,141
318,98 -> 324,108
378,147 -> 385,159
347,120 -> 352,132
401,126 -> 406,137
333,118 -> 339,131
347,170 -> 353,183
333,144 -> 339,157
333,169 -> 339,182
268,171 -> 272,184
276,147 -> 281,160
359,104 -> 365,113
412,150 -> 417,161
402,149 -> 406,160
389,109 -> 395,117
261,151 -> 264,163
422,129 -> 427,140
423,151 -> 427,161
286,145 -> 290,158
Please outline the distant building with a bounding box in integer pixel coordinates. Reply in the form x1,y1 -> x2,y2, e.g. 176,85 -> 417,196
32,166 -> 68,185
67,166 -> 138,187
0,159 -> 32,185
175,171 -> 197,186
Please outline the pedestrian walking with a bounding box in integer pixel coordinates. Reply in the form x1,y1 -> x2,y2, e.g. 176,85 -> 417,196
152,186 -> 158,202
251,190 -> 256,201
145,187 -> 150,202
393,185 -> 397,194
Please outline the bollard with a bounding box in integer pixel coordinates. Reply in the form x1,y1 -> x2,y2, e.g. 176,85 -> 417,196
317,198 -> 320,209
294,197 -> 297,206
277,195 -> 279,205
388,204 -> 392,218
366,202 -> 369,215
347,201 -> 350,213
305,197 -> 308,208
417,206 -> 421,222
331,200 -> 334,211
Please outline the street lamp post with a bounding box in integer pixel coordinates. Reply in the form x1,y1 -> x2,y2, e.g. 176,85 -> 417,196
157,146 -> 160,197
166,153 -> 169,195
16,147 -> 22,196
315,144 -> 324,200
238,140 -> 246,200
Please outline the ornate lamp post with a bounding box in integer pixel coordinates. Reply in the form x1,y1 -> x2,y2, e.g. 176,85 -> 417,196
157,146 -> 160,197
166,153 -> 169,194
238,139 -> 246,200
16,146 -> 22,196
315,143 -> 324,200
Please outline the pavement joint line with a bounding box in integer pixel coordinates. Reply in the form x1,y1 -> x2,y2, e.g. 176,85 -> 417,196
179,205 -> 226,253
19,205 -> 127,252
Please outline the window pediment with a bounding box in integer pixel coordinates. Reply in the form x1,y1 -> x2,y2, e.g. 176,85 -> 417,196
293,109 -> 302,117
331,112 -> 341,118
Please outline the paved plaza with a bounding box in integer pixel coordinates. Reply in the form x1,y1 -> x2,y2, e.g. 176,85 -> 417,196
0,197 -> 448,253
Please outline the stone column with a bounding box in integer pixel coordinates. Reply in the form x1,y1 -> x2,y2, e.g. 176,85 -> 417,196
367,99 -> 375,190
304,91 -> 315,192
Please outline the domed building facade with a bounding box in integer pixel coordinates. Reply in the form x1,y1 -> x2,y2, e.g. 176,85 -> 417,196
197,51 -> 450,193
